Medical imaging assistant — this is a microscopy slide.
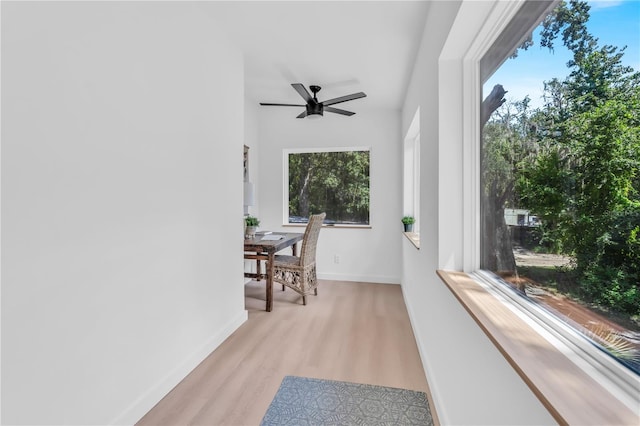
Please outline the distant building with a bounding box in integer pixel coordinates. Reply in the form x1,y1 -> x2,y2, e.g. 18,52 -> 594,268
504,208 -> 539,227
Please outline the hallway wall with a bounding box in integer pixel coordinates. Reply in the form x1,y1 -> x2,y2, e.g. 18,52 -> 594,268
2,3 -> 246,424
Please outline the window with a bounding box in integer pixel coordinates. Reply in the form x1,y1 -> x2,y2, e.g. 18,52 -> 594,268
283,147 -> 370,226
403,108 -> 420,238
480,0 -> 638,381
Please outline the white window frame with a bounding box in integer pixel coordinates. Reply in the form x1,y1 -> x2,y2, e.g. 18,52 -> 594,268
441,0 -> 638,408
403,107 -> 420,236
282,146 -> 371,227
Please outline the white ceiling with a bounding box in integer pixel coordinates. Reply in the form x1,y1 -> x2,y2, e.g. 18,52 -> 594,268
200,1 -> 431,114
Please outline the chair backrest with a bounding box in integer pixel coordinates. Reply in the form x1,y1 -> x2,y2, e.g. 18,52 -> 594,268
299,212 -> 326,266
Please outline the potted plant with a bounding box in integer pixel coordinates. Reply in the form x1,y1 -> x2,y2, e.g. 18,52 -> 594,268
402,216 -> 415,232
245,215 -> 260,239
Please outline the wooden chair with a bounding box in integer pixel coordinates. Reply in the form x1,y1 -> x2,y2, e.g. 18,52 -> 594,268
272,212 -> 326,305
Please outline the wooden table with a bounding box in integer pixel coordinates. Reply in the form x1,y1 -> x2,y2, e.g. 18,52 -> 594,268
244,232 -> 304,312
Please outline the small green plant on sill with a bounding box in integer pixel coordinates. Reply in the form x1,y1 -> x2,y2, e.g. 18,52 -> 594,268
402,216 -> 415,225
245,215 -> 260,226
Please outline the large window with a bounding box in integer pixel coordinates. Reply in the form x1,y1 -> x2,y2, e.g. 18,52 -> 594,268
480,0 -> 639,378
284,147 -> 370,226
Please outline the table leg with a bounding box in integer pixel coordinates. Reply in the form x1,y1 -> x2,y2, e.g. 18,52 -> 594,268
266,252 -> 274,312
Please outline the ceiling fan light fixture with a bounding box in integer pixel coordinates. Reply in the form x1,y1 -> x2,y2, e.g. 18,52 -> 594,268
306,103 -> 323,119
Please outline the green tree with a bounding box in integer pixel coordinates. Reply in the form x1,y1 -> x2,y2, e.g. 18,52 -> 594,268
516,0 -> 640,314
288,151 -> 370,224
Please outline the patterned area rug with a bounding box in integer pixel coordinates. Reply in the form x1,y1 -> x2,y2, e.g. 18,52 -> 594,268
261,376 -> 433,426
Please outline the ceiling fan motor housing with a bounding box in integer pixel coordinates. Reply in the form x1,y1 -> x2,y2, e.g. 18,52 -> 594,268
306,102 -> 323,117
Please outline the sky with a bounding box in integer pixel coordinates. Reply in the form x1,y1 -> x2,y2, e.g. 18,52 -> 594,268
484,0 -> 640,109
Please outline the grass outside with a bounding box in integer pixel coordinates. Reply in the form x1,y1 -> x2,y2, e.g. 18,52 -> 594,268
515,264 -> 639,332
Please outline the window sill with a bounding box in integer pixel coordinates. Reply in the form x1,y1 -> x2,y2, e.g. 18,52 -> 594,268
403,232 -> 420,249
283,224 -> 372,229
437,270 -> 638,425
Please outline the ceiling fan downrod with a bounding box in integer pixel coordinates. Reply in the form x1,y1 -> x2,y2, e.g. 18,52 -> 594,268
309,85 -> 321,103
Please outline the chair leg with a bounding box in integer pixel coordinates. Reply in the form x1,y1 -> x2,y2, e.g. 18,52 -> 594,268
314,288 -> 318,296
282,285 -> 285,291
302,295 -> 307,305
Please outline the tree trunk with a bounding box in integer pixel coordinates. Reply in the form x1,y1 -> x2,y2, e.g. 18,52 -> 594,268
481,84 -> 507,126
480,84 -> 516,273
298,155 -> 312,218
481,184 -> 516,272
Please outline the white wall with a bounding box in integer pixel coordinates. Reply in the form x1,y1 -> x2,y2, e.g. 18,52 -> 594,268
401,1 -> 556,424
256,108 -> 402,284
1,3 -> 247,424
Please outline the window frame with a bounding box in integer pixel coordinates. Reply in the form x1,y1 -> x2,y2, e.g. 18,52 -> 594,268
403,107 -> 421,241
444,0 -> 638,411
282,146 -> 372,228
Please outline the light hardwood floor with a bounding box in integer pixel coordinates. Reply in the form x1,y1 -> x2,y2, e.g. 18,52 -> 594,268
137,280 -> 434,426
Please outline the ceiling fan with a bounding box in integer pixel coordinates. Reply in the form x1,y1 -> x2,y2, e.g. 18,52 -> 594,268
260,83 -> 366,119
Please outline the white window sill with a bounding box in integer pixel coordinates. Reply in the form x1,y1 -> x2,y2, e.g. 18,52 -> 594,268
283,223 -> 372,229
437,270 -> 639,425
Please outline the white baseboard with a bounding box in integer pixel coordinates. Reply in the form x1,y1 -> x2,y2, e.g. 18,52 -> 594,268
400,282 -> 448,426
110,309 -> 249,426
317,273 -> 400,285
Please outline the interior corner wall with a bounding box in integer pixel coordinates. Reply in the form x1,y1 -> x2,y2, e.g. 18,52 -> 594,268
256,108 -> 402,284
1,2 -> 246,424
243,100 -> 260,275
400,1 -> 556,425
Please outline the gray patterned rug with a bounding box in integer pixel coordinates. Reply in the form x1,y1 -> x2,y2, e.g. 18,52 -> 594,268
261,376 -> 433,426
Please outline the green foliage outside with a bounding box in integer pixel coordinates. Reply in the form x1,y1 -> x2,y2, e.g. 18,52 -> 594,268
485,0 -> 640,315
288,150 -> 370,224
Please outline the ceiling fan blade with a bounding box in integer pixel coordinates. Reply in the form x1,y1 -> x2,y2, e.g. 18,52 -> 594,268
296,110 -> 308,119
260,103 -> 306,107
324,106 -> 355,116
292,83 -> 315,104
322,92 -> 366,106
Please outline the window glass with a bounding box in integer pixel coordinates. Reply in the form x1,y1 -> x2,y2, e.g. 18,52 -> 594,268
480,0 -> 639,374
284,148 -> 370,226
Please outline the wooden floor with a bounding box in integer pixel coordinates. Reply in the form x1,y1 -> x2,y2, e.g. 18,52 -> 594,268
137,280 -> 433,426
